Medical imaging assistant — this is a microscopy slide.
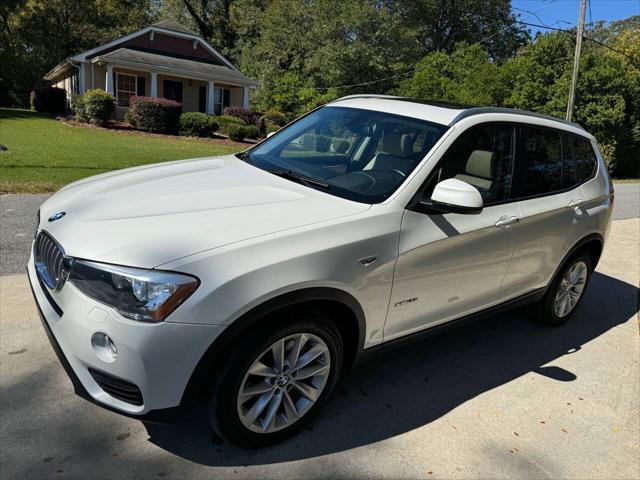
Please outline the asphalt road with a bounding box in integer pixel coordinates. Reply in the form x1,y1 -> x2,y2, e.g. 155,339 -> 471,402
1,183 -> 638,275
1,218 -> 638,479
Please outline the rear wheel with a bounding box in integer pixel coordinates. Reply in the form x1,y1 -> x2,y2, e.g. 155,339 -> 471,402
535,253 -> 593,325
207,310 -> 343,448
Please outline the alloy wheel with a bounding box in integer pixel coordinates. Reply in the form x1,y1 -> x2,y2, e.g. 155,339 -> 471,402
554,260 -> 588,318
236,333 -> 331,433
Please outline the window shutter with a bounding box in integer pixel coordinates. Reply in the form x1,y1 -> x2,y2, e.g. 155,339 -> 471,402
223,89 -> 230,108
137,77 -> 145,96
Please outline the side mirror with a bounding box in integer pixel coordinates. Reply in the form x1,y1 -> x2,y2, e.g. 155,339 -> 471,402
267,131 -> 276,138
416,178 -> 483,214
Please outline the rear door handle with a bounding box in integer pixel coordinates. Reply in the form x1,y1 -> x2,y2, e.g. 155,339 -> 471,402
569,199 -> 584,208
495,216 -> 519,228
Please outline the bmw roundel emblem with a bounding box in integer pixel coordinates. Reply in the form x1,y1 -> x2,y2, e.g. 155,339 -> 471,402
48,211 -> 66,222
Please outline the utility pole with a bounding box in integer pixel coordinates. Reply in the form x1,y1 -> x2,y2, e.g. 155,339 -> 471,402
566,0 -> 587,122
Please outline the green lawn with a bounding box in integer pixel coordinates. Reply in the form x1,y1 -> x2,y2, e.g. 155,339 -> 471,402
0,108 -> 243,193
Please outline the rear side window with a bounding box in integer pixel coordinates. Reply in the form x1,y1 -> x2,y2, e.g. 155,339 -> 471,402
572,136 -> 598,182
518,126 -> 563,197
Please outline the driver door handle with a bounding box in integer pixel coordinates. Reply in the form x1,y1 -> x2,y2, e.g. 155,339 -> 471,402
495,216 -> 520,228
569,199 -> 584,208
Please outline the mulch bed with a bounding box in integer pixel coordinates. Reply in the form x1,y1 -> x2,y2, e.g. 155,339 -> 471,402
58,117 -> 256,146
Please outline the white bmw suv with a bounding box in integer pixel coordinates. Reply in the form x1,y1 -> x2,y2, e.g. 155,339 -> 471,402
29,95 -> 613,447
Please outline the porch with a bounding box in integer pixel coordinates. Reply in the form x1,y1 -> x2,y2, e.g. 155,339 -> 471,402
88,48 -> 256,117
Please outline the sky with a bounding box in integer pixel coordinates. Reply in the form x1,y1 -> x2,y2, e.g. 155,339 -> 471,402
511,0 -> 640,35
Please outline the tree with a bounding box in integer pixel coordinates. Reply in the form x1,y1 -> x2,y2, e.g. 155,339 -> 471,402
397,43 -> 506,106
0,0 -> 155,107
393,0 -> 529,63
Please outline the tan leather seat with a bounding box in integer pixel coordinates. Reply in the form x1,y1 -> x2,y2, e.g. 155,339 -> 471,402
364,133 -> 414,173
454,150 -> 495,191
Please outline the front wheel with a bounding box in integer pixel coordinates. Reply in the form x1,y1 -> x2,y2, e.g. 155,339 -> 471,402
535,253 -> 593,325
207,311 -> 343,448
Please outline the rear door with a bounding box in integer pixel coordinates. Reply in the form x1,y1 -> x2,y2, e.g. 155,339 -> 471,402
500,126 -> 594,297
384,123 -> 520,341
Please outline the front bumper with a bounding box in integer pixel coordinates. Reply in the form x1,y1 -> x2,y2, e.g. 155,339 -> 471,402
27,254 -> 225,421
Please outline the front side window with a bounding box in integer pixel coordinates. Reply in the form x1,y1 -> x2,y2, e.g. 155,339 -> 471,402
421,123 -> 515,204
243,106 -> 448,203
116,73 -> 137,108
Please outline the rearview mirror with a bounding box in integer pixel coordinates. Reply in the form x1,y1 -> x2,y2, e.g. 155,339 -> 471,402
417,178 -> 483,214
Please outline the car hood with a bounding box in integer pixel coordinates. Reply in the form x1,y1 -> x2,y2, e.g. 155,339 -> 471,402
39,155 -> 370,268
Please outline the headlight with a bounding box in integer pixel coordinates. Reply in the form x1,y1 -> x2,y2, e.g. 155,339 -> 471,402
68,260 -> 199,322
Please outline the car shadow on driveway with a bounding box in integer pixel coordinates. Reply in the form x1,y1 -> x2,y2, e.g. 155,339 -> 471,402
143,271 -> 639,466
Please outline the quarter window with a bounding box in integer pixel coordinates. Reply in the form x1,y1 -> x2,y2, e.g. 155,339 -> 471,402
423,124 -> 515,204
116,73 -> 137,108
573,136 -> 597,182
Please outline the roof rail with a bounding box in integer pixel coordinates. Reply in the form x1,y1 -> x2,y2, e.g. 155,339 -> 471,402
449,107 -> 584,129
331,95 -> 475,110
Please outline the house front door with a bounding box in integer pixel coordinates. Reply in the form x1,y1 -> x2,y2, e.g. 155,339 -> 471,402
198,86 -> 207,113
163,80 -> 183,105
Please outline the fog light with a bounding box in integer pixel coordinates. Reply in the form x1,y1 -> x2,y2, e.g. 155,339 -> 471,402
91,332 -> 118,363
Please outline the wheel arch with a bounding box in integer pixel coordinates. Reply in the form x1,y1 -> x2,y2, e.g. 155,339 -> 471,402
179,287 -> 366,406
548,232 -> 604,290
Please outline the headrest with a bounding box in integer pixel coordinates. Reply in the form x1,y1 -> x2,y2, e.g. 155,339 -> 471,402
382,133 -> 403,157
401,134 -> 414,156
466,150 -> 495,180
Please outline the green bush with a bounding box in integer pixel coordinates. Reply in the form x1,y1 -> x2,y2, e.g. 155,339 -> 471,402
226,124 -> 249,141
30,87 -> 66,114
262,109 -> 288,127
214,115 -> 247,135
244,124 -> 260,139
266,123 -> 280,135
179,112 -> 219,137
125,96 -> 182,133
77,89 -> 115,126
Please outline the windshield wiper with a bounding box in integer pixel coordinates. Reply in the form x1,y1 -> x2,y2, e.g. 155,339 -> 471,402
265,168 -> 330,189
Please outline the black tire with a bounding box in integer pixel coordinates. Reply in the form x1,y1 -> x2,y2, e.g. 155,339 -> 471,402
207,309 -> 343,448
534,253 -> 593,326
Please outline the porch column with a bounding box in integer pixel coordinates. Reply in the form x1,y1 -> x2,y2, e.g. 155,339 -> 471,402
242,87 -> 249,109
78,62 -> 86,94
207,80 -> 215,115
105,65 -> 114,94
150,72 -> 158,97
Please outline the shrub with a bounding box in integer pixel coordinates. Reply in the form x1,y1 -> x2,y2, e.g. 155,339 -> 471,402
30,87 -> 66,114
70,94 -> 89,122
223,106 -> 261,127
262,109 -> 288,127
266,123 -> 280,135
179,112 -> 219,137
226,124 -> 249,141
214,115 -> 247,135
244,124 -> 260,139
78,89 -> 115,126
125,96 -> 182,133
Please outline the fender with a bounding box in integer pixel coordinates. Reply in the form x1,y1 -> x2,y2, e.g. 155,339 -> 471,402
179,287 -> 366,406
547,232 -> 604,289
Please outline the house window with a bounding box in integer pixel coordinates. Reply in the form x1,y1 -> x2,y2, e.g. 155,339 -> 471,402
214,87 -> 230,115
116,73 -> 137,107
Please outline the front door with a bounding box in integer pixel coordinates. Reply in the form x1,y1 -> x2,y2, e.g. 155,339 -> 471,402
163,80 -> 183,105
198,86 -> 207,113
385,123 -> 520,341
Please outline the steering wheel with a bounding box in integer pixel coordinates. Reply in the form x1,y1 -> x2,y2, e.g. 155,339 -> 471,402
389,169 -> 406,178
350,171 -> 377,190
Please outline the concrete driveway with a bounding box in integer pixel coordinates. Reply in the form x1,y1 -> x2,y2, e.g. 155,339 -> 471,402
0,193 -> 638,479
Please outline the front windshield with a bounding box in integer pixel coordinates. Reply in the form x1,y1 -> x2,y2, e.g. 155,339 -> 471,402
241,106 -> 448,203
